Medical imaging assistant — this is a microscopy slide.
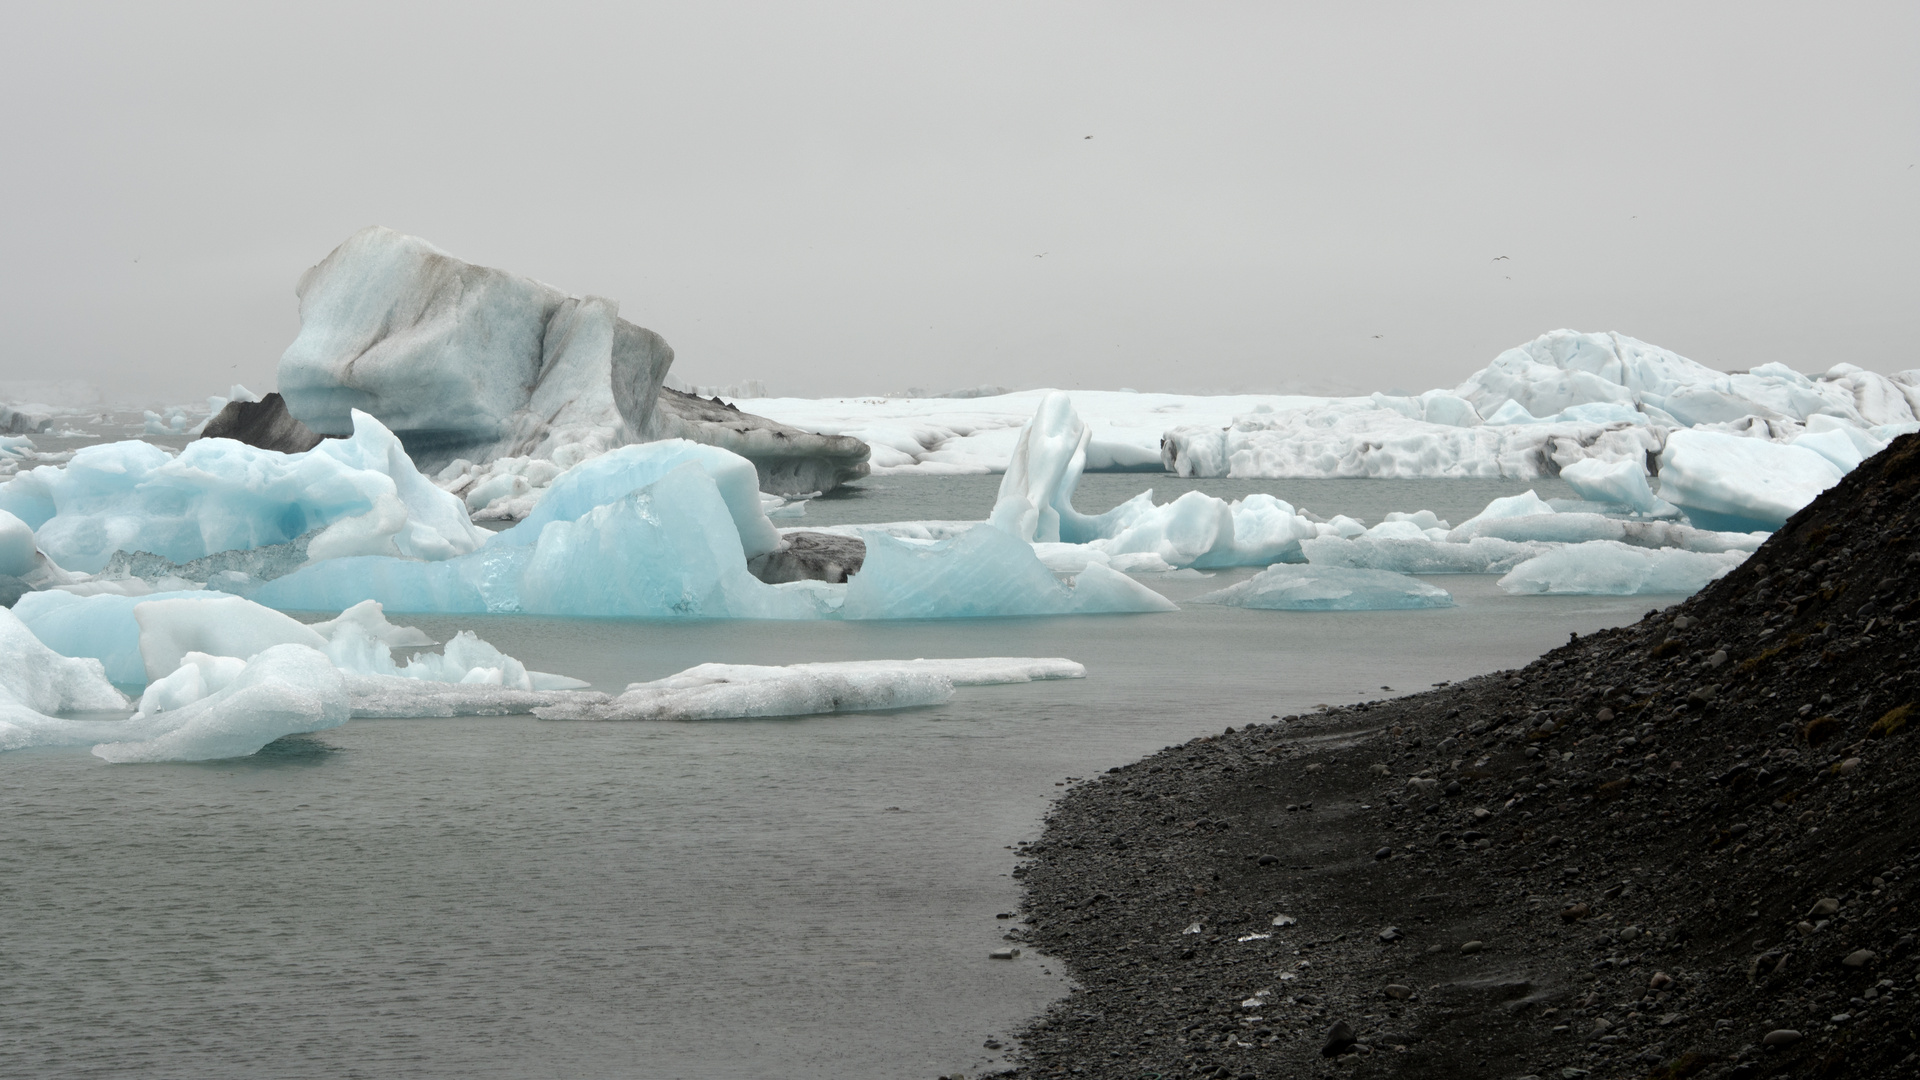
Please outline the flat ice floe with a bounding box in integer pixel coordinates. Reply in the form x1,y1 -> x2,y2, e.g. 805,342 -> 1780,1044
1189,565 -> 1454,611
534,657 -> 1085,721
1497,541 -> 1746,596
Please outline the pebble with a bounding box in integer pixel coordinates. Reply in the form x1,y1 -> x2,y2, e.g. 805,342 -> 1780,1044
1809,897 -> 1840,917
1374,846 -> 1392,860
1472,807 -> 1491,820
1319,1020 -> 1357,1057
1560,903 -> 1591,922
1649,971 -> 1674,989
1596,707 -> 1615,722
1460,940 -> 1485,954
1377,926 -> 1402,943
989,948 -> 1021,960
1383,983 -> 1413,999
1843,949 -> 1876,968
1709,649 -> 1728,667
1762,1028 -> 1804,1046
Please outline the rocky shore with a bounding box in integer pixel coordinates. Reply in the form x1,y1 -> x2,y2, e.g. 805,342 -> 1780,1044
1003,434 -> 1920,1080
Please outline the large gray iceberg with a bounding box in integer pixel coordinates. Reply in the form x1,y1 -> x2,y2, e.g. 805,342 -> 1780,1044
274,227 -> 865,499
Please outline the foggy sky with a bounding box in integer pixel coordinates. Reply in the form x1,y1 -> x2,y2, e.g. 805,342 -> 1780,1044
1,1 -> 1914,406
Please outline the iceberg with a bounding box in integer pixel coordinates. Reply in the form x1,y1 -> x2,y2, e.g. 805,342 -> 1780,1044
276,226 -> 865,507
0,410 -> 483,573
134,595 -> 329,681
90,645 -> 351,763
1497,541 -> 1747,595
1190,565 -> 1454,611
1659,429 -> 1847,531
0,643 -> 349,762
0,605 -> 127,714
1300,535 -> 1554,575
491,439 -> 781,559
986,392 -> 1319,569
1162,401 -> 1657,481
533,657 -> 1085,721
0,508 -> 36,578
1559,457 -> 1663,513
13,589 -> 228,686
842,527 -> 1175,619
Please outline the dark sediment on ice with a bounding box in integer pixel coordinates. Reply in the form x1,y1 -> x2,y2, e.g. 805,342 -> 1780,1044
199,393 -> 328,453
1005,434 -> 1920,1080
747,530 -> 866,584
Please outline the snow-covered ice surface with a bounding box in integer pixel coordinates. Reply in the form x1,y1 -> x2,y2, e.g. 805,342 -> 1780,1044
534,657 -> 1084,721
1497,541 -> 1747,596
727,332 -> 1920,511
1190,564 -> 1454,610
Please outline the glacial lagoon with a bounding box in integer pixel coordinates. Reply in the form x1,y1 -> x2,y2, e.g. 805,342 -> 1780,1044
0,475 -> 1669,1080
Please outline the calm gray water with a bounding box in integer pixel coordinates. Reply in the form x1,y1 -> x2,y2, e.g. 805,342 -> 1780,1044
0,480 -> 1658,1080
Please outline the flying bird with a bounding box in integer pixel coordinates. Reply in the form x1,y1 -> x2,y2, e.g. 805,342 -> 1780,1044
1371,334 -> 1383,339
1491,255 -> 1508,262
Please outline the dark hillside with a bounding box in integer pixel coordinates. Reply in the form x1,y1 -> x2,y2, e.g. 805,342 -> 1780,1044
1006,434 -> 1920,1080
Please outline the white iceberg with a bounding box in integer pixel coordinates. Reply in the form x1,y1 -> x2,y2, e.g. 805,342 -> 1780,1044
0,643 -> 349,762
0,605 -> 127,714
90,645 -> 352,763
1300,535 -> 1554,575
1190,565 -> 1454,611
1558,457 -> 1663,514
986,391 -> 1319,569
1658,428 -> 1848,531
533,657 -> 1085,721
1497,541 -> 1747,595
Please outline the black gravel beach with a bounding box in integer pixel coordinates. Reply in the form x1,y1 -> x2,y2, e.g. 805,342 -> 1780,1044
1004,434 -> 1920,1080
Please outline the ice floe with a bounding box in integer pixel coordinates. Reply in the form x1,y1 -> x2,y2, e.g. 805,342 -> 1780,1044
1190,565 -> 1454,611
534,657 -> 1085,721
1497,541 -> 1747,596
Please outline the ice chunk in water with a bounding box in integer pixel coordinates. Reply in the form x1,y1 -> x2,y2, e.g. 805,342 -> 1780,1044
0,508 -> 35,578
988,392 -> 1319,568
257,462 -> 818,619
0,605 -> 126,713
0,644 -> 350,761
13,590 -> 231,686
1190,565 -> 1454,610
1497,540 -> 1746,595
135,595 -> 329,681
534,657 -> 1084,721
843,527 -> 1175,619
492,440 -> 780,559
91,645 -> 351,763
135,653 -> 248,718
1301,535 -> 1554,574
1659,429 -> 1846,531
0,410 -> 483,572
1559,457 -> 1660,513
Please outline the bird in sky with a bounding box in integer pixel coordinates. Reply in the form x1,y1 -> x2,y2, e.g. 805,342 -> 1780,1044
1035,253 -> 1046,258
1491,255 -> 1508,262
1084,135 -> 1092,139
1371,334 -> 1383,339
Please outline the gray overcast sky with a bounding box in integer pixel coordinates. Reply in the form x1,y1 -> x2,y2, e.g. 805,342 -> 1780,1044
1,2 -> 1914,405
